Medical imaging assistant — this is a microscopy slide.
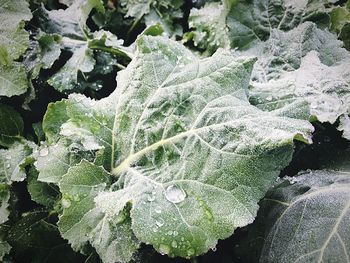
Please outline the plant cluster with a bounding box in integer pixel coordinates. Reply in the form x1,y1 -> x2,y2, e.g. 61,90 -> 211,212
0,0 -> 349,262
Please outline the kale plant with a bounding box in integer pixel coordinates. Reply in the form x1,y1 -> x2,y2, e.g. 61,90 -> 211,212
0,0 -> 349,262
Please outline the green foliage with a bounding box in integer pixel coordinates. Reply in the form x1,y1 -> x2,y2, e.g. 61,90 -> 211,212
0,0 -> 349,262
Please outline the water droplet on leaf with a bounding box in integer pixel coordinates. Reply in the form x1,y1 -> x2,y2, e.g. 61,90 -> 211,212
155,218 -> 164,227
164,185 -> 186,204
62,199 -> 71,208
159,244 -> 171,255
171,240 -> 178,248
39,148 -> 49,157
187,248 -> 195,257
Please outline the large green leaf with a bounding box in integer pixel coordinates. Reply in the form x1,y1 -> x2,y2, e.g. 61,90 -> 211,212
38,35 -> 314,261
235,168 -> 350,263
242,22 -> 350,139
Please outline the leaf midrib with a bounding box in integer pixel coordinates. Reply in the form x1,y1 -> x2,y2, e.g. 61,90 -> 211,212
111,114 -> 265,176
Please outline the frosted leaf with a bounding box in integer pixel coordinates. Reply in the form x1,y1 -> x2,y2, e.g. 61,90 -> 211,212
44,35 -> 313,260
0,0 -> 32,60
235,168 -> 350,263
243,22 -> 350,139
0,141 -> 36,184
185,0 -> 335,53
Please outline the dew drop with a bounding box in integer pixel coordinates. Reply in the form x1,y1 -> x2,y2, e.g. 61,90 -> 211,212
266,96 -> 273,101
62,199 -> 71,208
5,156 -> 11,160
164,185 -> 186,204
155,218 -> 164,227
147,193 -> 156,202
171,240 -> 178,248
159,244 -> 171,255
39,148 -> 49,157
187,248 -> 195,257
6,163 -> 11,169
155,206 -> 162,214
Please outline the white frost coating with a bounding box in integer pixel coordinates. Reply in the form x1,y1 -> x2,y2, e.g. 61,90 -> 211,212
164,185 -> 186,204
53,35 -> 314,261
245,23 -> 350,138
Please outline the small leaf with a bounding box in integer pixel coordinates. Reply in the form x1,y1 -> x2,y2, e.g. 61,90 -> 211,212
0,104 -> 24,147
0,62 -> 28,97
0,141 -> 37,184
27,167 -> 60,208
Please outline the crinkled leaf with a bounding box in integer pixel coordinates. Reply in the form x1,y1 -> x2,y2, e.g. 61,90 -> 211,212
243,22 -> 350,138
48,35 -> 313,260
0,104 -> 24,147
0,0 -> 32,60
0,61 -> 28,97
227,0 -> 334,49
0,141 -> 36,184
184,2 -> 230,55
235,169 -> 350,263
185,0 -> 336,53
119,0 -> 184,36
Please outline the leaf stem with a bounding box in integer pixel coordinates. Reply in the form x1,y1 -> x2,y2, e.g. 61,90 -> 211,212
88,44 -> 133,61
